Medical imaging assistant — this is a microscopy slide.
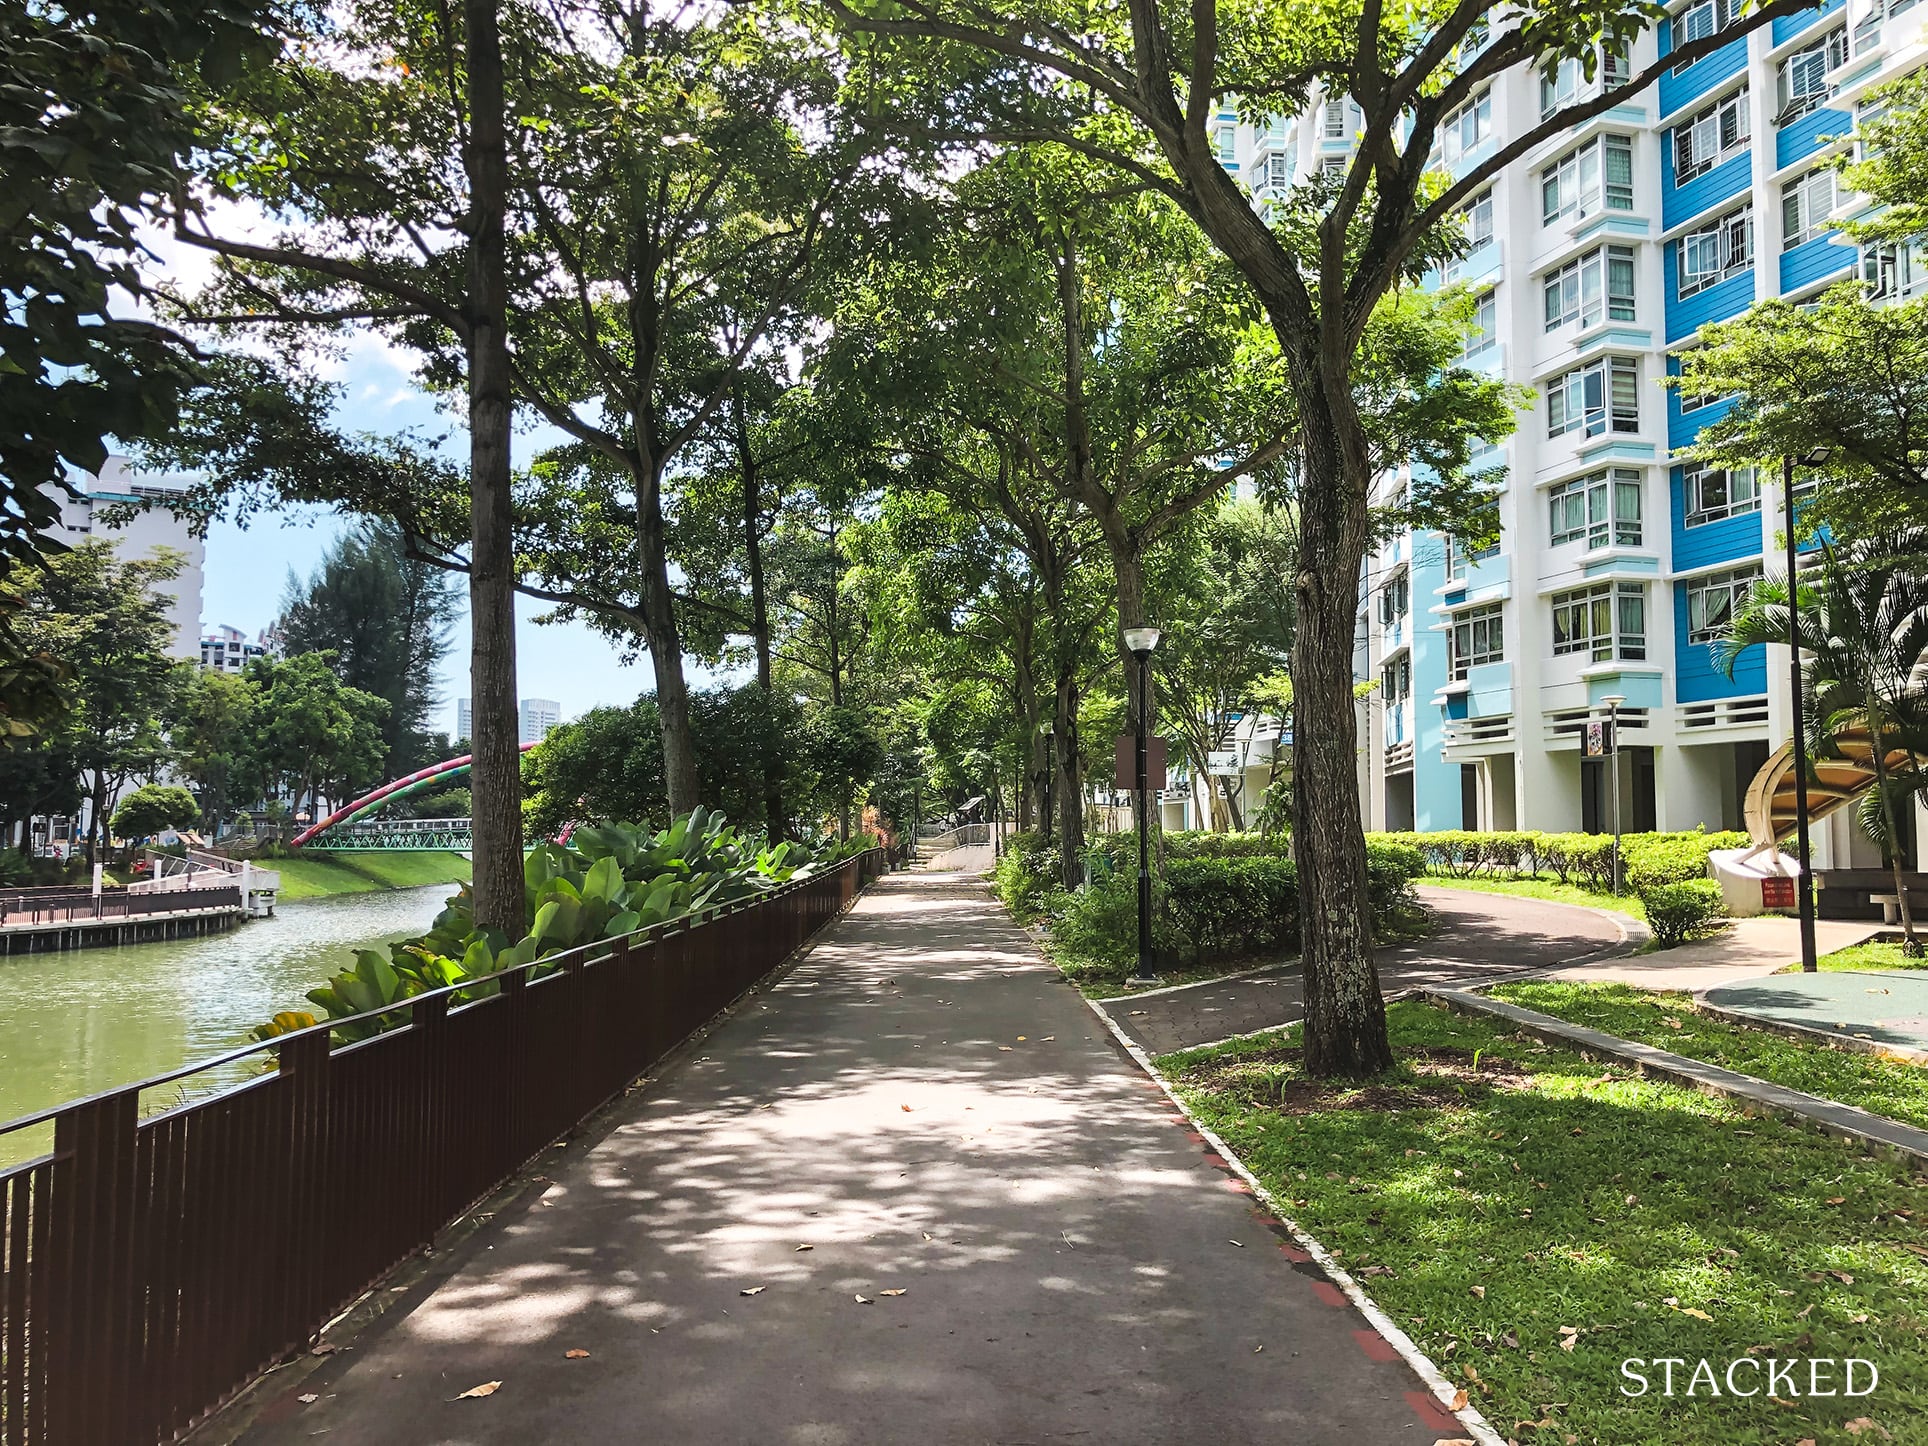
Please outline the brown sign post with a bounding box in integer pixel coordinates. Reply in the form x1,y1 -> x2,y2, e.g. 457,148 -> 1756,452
1115,735 -> 1168,793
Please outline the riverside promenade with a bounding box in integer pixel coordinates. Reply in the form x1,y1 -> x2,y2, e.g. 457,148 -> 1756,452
236,872 -> 1467,1445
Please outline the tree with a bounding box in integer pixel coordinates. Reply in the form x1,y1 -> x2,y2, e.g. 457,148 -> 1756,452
16,541 -> 186,862
824,0 -> 1758,1074
1720,530 -> 1928,954
249,653 -> 389,825
171,0 -> 524,930
111,783 -> 199,843
168,666 -> 262,827
1673,285 -> 1928,535
278,521 -> 460,776
0,0 -> 282,573
1152,502 -> 1297,830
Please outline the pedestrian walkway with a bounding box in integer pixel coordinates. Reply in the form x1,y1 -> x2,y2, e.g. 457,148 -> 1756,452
1109,884 -> 1627,1056
1540,913 -> 1886,992
239,872 -> 1462,1446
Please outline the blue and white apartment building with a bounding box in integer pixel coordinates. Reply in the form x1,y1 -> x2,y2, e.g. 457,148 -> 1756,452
1216,0 -> 1926,858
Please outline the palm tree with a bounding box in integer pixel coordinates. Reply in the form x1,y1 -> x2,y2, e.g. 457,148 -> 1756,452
1718,529 -> 1928,956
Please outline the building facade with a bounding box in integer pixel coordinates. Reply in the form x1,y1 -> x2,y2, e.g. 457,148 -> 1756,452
519,698 -> 561,745
1220,0 -> 1917,865
199,623 -> 276,674
48,457 -> 205,661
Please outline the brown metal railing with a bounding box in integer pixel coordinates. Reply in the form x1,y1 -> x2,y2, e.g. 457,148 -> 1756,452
0,848 -> 887,1445
0,887 -> 243,927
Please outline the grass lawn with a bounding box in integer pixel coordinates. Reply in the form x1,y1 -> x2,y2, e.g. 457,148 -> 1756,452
1491,980 -> 1928,1133
271,850 -> 472,901
1422,873 -> 1647,922
1161,1002 -> 1928,1445
1783,940 -> 1928,975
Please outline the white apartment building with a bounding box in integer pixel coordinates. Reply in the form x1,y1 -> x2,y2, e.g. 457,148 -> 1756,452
47,456 -> 204,660
200,623 -> 275,674
1218,0 -> 1922,874
456,697 -> 473,741
519,697 -> 561,745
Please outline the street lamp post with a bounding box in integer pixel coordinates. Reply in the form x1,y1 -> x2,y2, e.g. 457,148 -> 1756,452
1785,447 -> 1830,972
1601,694 -> 1626,894
1124,626 -> 1163,984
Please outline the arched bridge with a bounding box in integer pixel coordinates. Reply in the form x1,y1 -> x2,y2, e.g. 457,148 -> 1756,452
291,742 -> 538,850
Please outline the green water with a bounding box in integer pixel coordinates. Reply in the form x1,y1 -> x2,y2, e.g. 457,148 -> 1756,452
0,885 -> 453,1165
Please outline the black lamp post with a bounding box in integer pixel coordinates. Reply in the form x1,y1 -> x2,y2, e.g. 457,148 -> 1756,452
1124,626 -> 1163,984
1785,446 -> 1831,972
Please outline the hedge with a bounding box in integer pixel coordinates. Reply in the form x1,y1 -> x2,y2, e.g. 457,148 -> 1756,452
1368,828 -> 1748,892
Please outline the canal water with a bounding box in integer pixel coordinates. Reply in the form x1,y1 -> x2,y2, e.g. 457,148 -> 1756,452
0,884 -> 454,1166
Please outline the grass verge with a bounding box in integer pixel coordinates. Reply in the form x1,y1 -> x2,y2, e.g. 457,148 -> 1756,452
271,850 -> 472,901
1783,940 -> 1928,975
1422,873 -> 1647,922
1489,980 -> 1928,1132
1160,1002 -> 1928,1445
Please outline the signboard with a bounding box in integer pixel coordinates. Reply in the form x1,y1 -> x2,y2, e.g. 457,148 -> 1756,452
1113,735 -> 1168,792
1761,876 -> 1797,911
1583,720 -> 1617,758
1207,749 -> 1241,776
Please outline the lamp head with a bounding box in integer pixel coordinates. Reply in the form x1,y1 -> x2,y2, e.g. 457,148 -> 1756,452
1122,625 -> 1163,656
1601,693 -> 1626,709
1802,444 -> 1833,467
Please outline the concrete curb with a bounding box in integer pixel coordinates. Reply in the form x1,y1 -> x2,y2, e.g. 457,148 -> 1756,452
1425,987 -> 1928,1172
1690,992 -> 1928,1067
1077,994 -> 1508,1446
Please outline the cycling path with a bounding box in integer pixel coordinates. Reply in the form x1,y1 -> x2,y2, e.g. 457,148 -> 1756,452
240,871 -> 1469,1446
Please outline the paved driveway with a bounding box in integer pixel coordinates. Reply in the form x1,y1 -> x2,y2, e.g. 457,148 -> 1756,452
1106,884 -> 1629,1056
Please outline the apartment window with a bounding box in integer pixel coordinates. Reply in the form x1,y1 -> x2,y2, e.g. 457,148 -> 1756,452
1778,27 -> 1846,122
1320,154 -> 1349,178
1683,462 -> 1760,525
1540,44 -> 1630,117
1381,654 -> 1412,703
1263,152 -> 1294,188
1861,240 -> 1928,300
1549,468 -> 1643,549
1541,134 -> 1635,224
1461,290 -> 1498,365
1552,581 -> 1648,661
1674,87 -> 1750,182
1215,123 -> 1239,164
1781,166 -> 1837,250
1448,603 -> 1505,681
1687,564 -> 1762,643
1678,204 -> 1753,298
1441,89 -> 1492,166
1546,355 -> 1640,438
1542,245 -> 1637,330
1322,99 -> 1349,138
1379,569 -> 1410,626
1676,0 -> 1735,51
1443,190 -> 1495,284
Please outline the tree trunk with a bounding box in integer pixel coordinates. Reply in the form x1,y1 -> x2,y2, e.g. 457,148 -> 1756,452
636,474 -> 701,816
733,383 -> 786,840
1291,402 -> 1393,1079
1869,713 -> 1922,954
461,0 -> 525,935
1053,667 -> 1085,889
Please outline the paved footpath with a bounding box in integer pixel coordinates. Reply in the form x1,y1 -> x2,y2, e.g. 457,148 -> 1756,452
1109,884 -> 1628,1056
242,873 -> 1464,1446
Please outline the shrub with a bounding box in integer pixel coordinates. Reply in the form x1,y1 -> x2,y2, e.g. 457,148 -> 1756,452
1164,856 -> 1299,962
1045,875 -> 1159,980
1640,879 -> 1727,948
994,830 -> 1058,919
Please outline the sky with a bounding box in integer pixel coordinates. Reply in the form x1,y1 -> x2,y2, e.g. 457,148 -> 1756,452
148,219 -> 658,734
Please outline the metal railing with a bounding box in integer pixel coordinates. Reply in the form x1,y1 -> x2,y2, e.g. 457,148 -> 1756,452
0,886 -> 242,927
304,817 -> 473,851
0,848 -> 886,1446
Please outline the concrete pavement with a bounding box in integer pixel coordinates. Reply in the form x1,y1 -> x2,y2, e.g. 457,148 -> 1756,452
1106,883 -> 1629,1056
1539,913 -> 1887,992
239,872 -> 1466,1446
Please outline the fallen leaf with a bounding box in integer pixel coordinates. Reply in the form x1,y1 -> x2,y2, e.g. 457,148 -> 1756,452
1845,1420 -> 1892,1441
1502,1333 -> 1520,1349
309,1344 -> 339,1357
1677,1307 -> 1712,1321
1558,1337 -> 1576,1353
1469,1285 -> 1486,1299
1041,1035 -> 1055,1041
1229,1239 -> 1245,1248
453,1381 -> 501,1400
1827,1196 -> 1848,1205
1796,1304 -> 1813,1319
795,1244 -> 814,1252
1432,1439 -> 1476,1446
880,1288 -> 908,1297
1796,1440 -> 1817,1446
564,1349 -> 590,1359
740,1286 -> 766,1296
854,1294 -> 872,1304
1830,1270 -> 1857,1285
1253,1344 -> 1264,1353
1017,1036 -> 1026,1041
298,1394 -> 319,1405
998,1046 -> 1013,1052
901,1104 -> 912,1112
1450,1387 -> 1469,1411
